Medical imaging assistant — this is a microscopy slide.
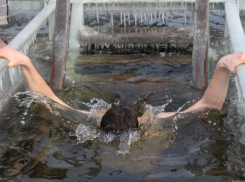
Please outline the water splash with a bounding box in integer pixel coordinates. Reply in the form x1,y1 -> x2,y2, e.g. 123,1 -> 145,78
13,91 -> 51,107
81,98 -> 111,117
145,99 -> 172,116
72,125 -> 140,155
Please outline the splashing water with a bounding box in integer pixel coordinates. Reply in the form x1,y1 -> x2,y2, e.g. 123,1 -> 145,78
145,99 -> 172,116
72,124 -> 140,155
13,91 -> 51,107
81,98 -> 112,117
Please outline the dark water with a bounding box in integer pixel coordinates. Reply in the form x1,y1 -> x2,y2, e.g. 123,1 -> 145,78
1,7 -> 245,182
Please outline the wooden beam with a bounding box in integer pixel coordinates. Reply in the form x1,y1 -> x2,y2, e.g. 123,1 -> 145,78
50,0 -> 70,97
192,0 -> 209,89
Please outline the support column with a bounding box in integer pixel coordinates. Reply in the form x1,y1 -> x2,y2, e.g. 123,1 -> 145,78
69,3 -> 84,49
192,0 -> 209,89
50,0 -> 70,97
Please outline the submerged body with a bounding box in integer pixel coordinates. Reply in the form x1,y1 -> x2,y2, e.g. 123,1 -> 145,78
0,43 -> 243,180
0,97 -> 227,178
0,45 -> 244,129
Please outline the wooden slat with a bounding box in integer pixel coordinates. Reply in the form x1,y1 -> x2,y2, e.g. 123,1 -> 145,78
192,0 -> 209,89
50,0 -> 70,97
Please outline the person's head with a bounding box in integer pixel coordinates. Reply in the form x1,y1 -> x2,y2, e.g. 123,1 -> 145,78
100,105 -> 138,132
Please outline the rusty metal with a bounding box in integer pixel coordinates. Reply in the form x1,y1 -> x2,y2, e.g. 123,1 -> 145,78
192,0 -> 209,90
50,0 -> 70,97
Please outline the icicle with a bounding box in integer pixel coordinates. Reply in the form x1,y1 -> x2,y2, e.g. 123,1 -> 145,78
162,12 -> 165,23
165,43 -> 168,51
9,67 -> 15,85
124,12 -> 126,28
170,11 -> 172,21
96,3 -> 99,24
128,12 -> 130,25
111,12 -> 114,27
134,13 -> 137,27
213,3 -> 214,10
120,11 -> 122,24
184,10 -> 186,26
18,65 -> 22,76
190,10 -> 192,22
156,43 -> 160,50
150,12 -> 153,24
140,13 -> 143,24
144,13 -> 146,21
154,11 -> 156,19
0,67 -> 6,90
0,74 -> 3,91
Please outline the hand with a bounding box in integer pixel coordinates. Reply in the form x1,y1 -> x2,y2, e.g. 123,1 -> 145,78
0,46 -> 30,68
221,51 -> 245,75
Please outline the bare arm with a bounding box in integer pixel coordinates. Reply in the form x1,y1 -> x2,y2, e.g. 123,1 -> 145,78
0,46 -> 73,108
157,51 -> 245,118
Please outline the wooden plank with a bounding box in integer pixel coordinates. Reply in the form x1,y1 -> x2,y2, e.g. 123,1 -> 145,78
80,27 -> 194,44
192,0 -> 209,89
50,0 -> 70,97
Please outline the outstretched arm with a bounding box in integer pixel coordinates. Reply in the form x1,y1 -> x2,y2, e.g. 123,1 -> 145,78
157,51 -> 245,118
0,46 -> 71,108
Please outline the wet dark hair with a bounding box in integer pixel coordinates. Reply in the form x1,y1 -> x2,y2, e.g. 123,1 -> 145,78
100,105 -> 138,132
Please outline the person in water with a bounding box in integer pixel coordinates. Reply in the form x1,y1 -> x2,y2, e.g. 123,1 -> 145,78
0,45 -> 245,131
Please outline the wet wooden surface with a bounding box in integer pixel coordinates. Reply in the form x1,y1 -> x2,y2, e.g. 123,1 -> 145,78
50,0 -> 70,97
192,0 -> 209,89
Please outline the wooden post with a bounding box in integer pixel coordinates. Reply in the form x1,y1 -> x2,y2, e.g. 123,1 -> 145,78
50,0 -> 70,97
192,0 -> 209,89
